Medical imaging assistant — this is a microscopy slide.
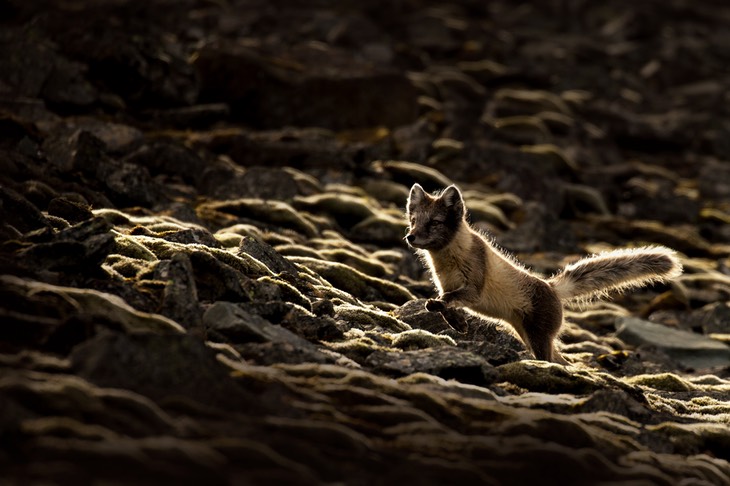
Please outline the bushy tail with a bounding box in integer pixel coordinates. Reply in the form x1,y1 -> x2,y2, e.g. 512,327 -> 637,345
549,246 -> 683,302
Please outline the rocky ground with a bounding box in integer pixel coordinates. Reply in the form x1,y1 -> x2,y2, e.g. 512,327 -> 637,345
2,0 -> 730,484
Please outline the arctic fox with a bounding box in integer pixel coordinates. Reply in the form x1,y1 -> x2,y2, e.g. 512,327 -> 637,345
405,184 -> 683,363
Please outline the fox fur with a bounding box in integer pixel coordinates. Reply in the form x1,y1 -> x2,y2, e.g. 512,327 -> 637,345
405,183 -> 683,363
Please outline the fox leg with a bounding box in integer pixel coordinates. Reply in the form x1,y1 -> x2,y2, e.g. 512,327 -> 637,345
521,281 -> 565,363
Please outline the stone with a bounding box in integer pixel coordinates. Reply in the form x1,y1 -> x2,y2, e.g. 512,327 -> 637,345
203,302 -> 322,353
195,41 -> 418,129
349,215 -> 408,246
47,196 -> 94,224
365,347 -> 497,386
291,257 -> 415,305
199,199 -> 318,238
1,275 -> 185,335
187,250 -> 252,303
0,185 -> 51,233
70,330 -> 265,412
18,217 -> 115,271
158,252 -> 203,333
238,235 -> 299,276
615,317 -> 730,369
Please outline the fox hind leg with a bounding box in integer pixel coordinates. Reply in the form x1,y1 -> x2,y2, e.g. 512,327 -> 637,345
522,281 -> 565,363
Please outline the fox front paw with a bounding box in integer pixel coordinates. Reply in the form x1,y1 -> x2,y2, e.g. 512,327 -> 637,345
425,298 -> 447,312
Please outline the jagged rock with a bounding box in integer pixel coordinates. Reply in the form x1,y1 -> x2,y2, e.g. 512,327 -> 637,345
199,199 -> 318,238
0,185 -> 51,233
1,369 -> 184,438
124,141 -> 210,184
158,252 -> 203,332
186,250 -> 252,303
290,257 -> 414,304
372,160 -> 453,193
615,317 -> 730,369
238,235 -> 299,276
393,299 -> 454,334
95,158 -> 160,207
365,347 -> 497,386
70,330 -> 264,411
391,329 -> 456,350
334,303 -> 410,333
47,195 -> 94,224
1,275 -> 184,335
248,276 -> 312,313
203,301 -> 306,345
18,217 -> 114,271
319,248 -> 390,278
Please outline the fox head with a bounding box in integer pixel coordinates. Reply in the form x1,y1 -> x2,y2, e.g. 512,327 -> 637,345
405,184 -> 465,251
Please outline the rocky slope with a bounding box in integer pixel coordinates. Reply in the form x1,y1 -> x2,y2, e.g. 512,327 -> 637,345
1,0 -> 730,484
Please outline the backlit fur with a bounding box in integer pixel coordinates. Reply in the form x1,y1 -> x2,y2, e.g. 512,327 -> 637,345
406,184 -> 683,363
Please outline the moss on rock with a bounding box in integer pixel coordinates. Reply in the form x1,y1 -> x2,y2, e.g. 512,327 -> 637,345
391,329 -> 456,350
497,361 -> 604,395
289,256 -> 414,304
334,303 -> 410,333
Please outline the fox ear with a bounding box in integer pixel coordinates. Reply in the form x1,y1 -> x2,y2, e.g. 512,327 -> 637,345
407,183 -> 427,210
441,185 -> 464,215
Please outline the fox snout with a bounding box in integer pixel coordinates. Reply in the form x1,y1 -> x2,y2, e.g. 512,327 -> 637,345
404,231 -> 422,248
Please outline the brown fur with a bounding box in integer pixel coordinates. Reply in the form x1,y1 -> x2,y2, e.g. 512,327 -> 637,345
406,184 -> 683,363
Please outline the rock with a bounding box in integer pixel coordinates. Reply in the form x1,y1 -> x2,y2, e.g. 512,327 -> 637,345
319,248 -> 390,278
46,15 -> 199,107
70,330 -> 265,412
393,299 -> 455,334
238,235 -> 299,276
143,103 -> 231,128
699,160 -> 730,201
45,117 -> 143,154
0,185 -> 51,233
293,193 -> 376,229
615,317 -> 730,369
372,160 -> 453,193
47,196 -> 94,224
18,217 -> 115,271
187,250 -> 252,303
204,301 -> 306,346
349,215 -> 408,246
195,41 -> 418,129
41,56 -> 98,108
391,329 -> 456,350
4,1 -> 730,484
199,199 -> 318,238
497,201 -> 579,253
238,167 -> 302,201
365,347 -> 497,386
248,276 -> 312,313
158,252 -> 203,333
1,275 -> 185,335
334,303 -> 410,333
124,141 -> 210,184
1,369 -> 183,437
160,227 -> 221,248
290,257 -> 415,304
95,158 -> 160,207
497,360 -> 608,395
0,30 -> 55,98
